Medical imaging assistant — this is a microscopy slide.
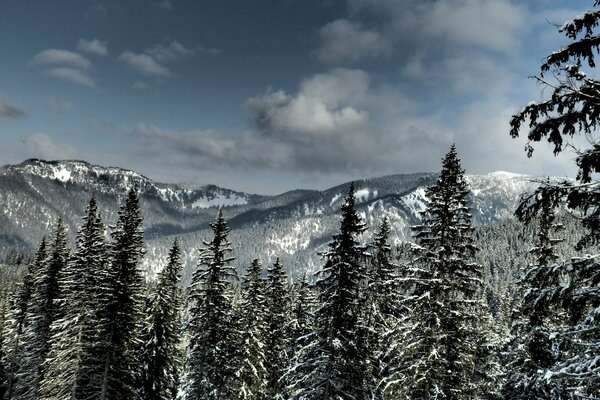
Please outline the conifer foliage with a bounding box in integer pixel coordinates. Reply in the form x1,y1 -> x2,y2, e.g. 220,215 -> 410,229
140,239 -> 183,400
3,239 -> 47,400
236,259 -> 267,400
186,210 -> 238,400
39,198 -> 108,400
291,183 -> 370,399
403,145 -> 490,399
14,219 -> 68,400
263,258 -> 290,399
102,188 -> 146,399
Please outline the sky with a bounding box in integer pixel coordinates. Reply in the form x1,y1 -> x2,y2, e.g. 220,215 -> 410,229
0,0 -> 594,194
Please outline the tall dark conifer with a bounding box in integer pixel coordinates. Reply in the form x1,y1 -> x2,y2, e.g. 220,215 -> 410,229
186,210 -> 237,399
14,219 -> 69,399
364,217 -> 404,399
235,259 -> 267,400
39,198 -> 108,400
290,183 -> 370,399
402,145 -> 493,399
2,239 -> 47,400
100,188 -> 146,399
140,239 -> 183,400
263,258 -> 290,399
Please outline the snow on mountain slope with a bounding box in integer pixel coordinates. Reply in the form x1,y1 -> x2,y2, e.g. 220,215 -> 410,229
0,160 -> 544,278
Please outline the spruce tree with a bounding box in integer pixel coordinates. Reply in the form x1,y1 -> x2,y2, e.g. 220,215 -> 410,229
39,197 -> 109,400
263,257 -> 290,399
364,217 -> 404,399
100,188 -> 146,399
185,210 -> 238,399
402,145 -> 492,399
283,273 -> 315,398
2,239 -> 47,400
140,239 -> 183,400
14,219 -> 69,400
503,185 -> 568,399
235,259 -> 267,400
290,183 -> 370,399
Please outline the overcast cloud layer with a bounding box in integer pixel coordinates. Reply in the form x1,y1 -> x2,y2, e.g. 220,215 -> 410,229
0,0 -> 589,193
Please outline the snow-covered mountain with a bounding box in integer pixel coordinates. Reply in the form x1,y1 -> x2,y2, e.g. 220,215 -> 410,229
0,159 -> 542,279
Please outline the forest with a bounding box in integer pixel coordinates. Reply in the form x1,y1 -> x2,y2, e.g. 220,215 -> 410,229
3,2 -> 600,400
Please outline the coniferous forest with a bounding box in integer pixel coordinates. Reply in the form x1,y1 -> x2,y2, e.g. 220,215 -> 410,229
4,3 -> 600,400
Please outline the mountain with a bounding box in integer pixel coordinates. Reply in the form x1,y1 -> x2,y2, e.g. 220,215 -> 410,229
0,159 -> 541,279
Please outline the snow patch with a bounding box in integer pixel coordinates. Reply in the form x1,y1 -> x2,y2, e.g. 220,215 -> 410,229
355,188 -> 370,203
402,187 -> 427,215
330,193 -> 341,206
191,194 -> 247,209
52,166 -> 71,183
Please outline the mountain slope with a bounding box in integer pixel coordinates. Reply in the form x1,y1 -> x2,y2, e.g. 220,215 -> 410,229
0,159 -> 541,278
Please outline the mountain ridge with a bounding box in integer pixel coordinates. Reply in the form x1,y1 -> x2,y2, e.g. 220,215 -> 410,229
0,159 -> 543,278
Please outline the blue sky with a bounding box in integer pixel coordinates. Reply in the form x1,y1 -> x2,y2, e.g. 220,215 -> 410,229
0,0 -> 593,193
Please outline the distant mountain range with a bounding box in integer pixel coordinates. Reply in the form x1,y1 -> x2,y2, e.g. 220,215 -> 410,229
0,159 -> 541,279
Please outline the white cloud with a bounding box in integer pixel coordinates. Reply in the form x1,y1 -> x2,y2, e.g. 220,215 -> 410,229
0,96 -> 26,118
31,49 -> 92,69
23,133 -> 79,160
119,52 -> 170,77
47,67 -> 95,87
146,41 -> 195,63
77,38 -> 108,56
316,19 -> 392,64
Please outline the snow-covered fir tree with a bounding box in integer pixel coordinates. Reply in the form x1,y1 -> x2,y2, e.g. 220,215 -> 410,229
289,183 -> 370,399
402,145 -> 493,399
185,210 -> 238,400
263,257 -> 290,399
100,188 -> 146,399
39,197 -> 109,400
13,219 -> 68,400
284,273 -> 315,398
2,239 -> 47,400
235,258 -> 267,400
503,185 -> 567,399
364,217 -> 405,399
140,239 -> 183,400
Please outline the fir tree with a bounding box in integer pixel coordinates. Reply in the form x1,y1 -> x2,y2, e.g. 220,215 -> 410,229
402,145 -> 493,399
235,259 -> 267,400
100,188 -> 146,399
185,210 -> 238,400
14,219 -> 69,400
39,197 -> 109,400
263,257 -> 290,399
140,239 -> 183,400
290,183 -> 370,399
503,184 -> 568,399
3,239 -> 47,400
364,217 -> 404,399
283,273 -> 315,399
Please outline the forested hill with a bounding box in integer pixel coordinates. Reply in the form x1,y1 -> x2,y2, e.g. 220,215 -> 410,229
0,159 -> 539,277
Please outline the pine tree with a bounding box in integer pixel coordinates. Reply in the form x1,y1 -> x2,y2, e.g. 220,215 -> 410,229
402,145 -> 493,399
290,183 -> 370,399
100,188 -> 146,399
263,258 -> 290,399
235,259 -> 267,400
140,239 -> 183,400
185,210 -> 238,400
2,239 -> 47,400
364,217 -> 404,399
13,219 -> 69,400
503,184 -> 568,399
39,197 -> 109,400
283,273 -> 315,398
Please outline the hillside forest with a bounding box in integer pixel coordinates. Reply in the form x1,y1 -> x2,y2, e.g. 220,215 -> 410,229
3,2 -> 600,400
